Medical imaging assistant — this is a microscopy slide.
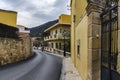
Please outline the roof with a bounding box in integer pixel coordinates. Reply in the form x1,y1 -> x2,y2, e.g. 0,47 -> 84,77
0,9 -> 17,13
17,25 -> 29,29
44,22 -> 71,32
0,23 -> 18,30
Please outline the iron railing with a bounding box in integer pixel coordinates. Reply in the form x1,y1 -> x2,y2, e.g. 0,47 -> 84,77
101,4 -> 120,80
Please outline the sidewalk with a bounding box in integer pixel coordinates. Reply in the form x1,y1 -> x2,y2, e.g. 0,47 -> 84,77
63,57 -> 82,80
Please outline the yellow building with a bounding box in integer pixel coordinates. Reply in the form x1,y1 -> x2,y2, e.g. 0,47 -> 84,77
70,0 -> 88,80
71,0 -> 120,80
0,9 -> 18,38
0,9 -> 17,27
44,14 -> 71,55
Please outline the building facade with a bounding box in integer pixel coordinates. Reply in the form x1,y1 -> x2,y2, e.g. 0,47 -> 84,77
44,14 -> 71,55
71,0 -> 89,80
0,9 -> 18,38
0,9 -> 17,27
71,0 -> 120,80
0,9 -> 32,66
17,25 -> 30,38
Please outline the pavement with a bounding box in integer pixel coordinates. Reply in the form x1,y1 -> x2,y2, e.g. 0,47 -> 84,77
0,50 -> 63,80
64,57 -> 82,80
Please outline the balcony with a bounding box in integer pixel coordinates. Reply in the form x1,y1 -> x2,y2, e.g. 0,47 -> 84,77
44,33 -> 70,41
44,36 -> 50,41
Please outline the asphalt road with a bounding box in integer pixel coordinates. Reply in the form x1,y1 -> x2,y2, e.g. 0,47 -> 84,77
0,50 -> 63,80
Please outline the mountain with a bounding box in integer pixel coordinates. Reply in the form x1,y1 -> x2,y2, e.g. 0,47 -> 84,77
30,20 -> 58,37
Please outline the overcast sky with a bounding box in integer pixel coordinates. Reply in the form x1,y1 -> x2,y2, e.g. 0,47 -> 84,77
0,0 -> 70,28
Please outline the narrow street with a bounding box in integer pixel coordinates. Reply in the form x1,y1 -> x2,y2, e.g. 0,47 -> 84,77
0,50 -> 63,80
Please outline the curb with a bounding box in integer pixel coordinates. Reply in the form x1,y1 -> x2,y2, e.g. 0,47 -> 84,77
60,57 -> 66,80
43,51 -> 64,58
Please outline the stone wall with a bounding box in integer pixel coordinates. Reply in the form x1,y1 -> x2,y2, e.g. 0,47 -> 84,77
86,2 -> 103,80
0,37 -> 32,65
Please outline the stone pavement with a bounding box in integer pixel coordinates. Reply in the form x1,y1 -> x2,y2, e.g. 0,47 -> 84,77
64,57 -> 82,80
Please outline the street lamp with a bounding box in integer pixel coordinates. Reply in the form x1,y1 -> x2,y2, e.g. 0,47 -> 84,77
62,30 -> 67,57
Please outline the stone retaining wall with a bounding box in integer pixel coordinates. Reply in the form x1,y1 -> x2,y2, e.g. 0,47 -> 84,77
0,37 -> 32,65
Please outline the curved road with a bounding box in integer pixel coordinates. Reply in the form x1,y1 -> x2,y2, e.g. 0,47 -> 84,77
0,50 -> 63,80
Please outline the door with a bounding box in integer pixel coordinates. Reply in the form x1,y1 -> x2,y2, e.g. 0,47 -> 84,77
101,4 -> 120,80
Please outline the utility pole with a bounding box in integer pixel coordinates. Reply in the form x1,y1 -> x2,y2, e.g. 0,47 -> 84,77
63,35 -> 66,57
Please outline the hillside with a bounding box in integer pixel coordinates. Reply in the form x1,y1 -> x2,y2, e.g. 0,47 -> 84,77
30,20 -> 58,37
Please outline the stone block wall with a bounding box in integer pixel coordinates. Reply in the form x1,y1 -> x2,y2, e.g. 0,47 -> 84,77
0,37 -> 32,65
86,3 -> 103,80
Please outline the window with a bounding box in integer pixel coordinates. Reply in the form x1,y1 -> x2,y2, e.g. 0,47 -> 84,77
77,45 -> 80,55
55,30 -> 57,34
73,15 -> 76,22
77,39 -> 80,55
56,43 -> 58,49
51,43 -> 53,48
59,43 -> 61,49
60,29 -> 62,33
54,35 -> 56,38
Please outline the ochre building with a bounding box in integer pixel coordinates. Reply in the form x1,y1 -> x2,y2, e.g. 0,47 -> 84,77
71,0 -> 120,80
0,9 -> 17,27
44,14 -> 71,55
0,9 -> 32,66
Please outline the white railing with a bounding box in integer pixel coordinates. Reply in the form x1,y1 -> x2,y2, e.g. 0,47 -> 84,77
53,48 -> 70,56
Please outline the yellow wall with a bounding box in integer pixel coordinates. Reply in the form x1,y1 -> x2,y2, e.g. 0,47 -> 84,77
75,0 -> 87,25
71,0 -> 76,64
59,14 -> 71,24
75,15 -> 88,80
0,10 -> 17,27
71,0 -> 87,63
71,0 -> 88,80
